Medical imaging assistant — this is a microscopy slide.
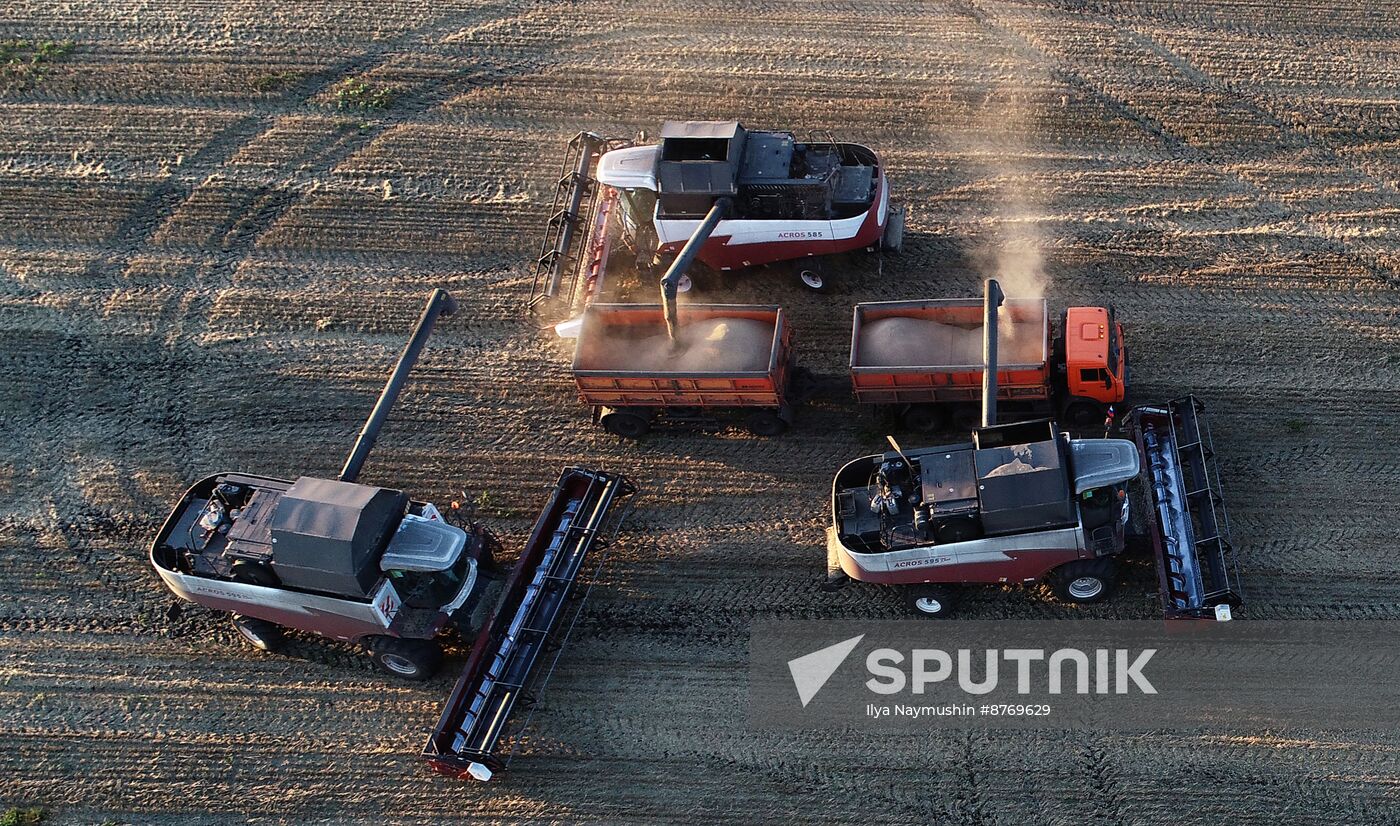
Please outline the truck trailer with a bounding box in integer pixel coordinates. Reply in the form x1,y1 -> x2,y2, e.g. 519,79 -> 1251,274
570,302 -> 800,437
849,297 -> 1127,433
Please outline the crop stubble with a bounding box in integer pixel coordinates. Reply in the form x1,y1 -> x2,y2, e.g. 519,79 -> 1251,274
2,0 -> 1398,822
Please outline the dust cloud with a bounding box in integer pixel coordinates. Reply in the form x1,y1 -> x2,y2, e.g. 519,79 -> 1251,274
576,317 -> 775,373
962,75 -> 1052,305
857,315 -> 1043,368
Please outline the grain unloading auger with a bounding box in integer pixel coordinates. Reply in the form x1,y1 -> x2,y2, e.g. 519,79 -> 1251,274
148,289 -> 636,781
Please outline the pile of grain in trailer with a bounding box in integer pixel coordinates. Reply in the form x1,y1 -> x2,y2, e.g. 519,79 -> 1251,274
577,317 -> 775,373
857,313 -> 1042,368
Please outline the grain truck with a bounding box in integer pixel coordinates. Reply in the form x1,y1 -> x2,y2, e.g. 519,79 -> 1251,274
149,290 -> 636,781
849,297 -> 1127,433
571,302 -> 801,437
826,280 -> 1241,619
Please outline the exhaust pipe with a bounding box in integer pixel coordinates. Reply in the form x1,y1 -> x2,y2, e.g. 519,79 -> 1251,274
981,278 -> 1005,428
660,197 -> 730,343
339,289 -> 457,483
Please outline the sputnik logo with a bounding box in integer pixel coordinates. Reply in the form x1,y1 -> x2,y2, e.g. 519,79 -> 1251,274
787,634 -> 864,707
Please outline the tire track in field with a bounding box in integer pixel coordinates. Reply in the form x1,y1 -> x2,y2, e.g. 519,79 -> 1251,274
954,0 -> 1398,287
11,4 -> 580,663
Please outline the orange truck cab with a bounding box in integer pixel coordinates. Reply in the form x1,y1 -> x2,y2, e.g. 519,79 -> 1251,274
1062,306 -> 1127,411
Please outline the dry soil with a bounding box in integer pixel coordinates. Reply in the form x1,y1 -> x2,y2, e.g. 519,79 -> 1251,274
2,0 -> 1399,823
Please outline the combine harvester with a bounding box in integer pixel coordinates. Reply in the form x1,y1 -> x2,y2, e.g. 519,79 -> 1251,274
150,290 -> 635,781
825,279 -> 1242,619
849,297 -> 1127,432
528,120 -> 904,331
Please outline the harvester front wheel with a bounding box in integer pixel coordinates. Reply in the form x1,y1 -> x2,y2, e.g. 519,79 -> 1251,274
1051,558 -> 1117,604
601,410 -> 650,439
231,615 -> 283,652
364,637 -> 442,681
903,584 -> 956,618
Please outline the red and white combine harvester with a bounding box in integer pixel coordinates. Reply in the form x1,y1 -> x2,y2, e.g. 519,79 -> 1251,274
826,279 -> 1243,620
150,290 -> 636,781
528,121 -> 904,331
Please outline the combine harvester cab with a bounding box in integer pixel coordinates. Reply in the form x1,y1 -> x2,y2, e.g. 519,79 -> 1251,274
424,467 -> 635,781
1125,397 -> 1243,619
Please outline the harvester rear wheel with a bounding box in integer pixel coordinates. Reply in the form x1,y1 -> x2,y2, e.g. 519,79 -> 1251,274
901,404 -> 947,433
601,411 -> 650,439
797,268 -> 829,292
902,584 -> 956,618
1050,558 -> 1117,604
745,411 -> 788,437
231,615 -> 283,652
364,637 -> 442,681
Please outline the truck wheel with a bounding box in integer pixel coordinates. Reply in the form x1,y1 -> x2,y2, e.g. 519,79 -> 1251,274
1051,558 -> 1117,604
601,411 -> 650,439
364,637 -> 443,681
1063,401 -> 1104,430
231,560 -> 278,587
745,410 -> 789,437
903,584 -> 956,618
901,404 -> 946,433
231,615 -> 283,652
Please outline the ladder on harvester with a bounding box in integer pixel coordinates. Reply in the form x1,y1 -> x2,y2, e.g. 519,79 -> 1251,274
527,133 -> 629,320
1136,397 -> 1243,618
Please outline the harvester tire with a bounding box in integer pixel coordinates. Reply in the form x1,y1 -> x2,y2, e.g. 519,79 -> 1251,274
1050,558 -> 1117,604
903,584 -> 956,618
364,637 -> 442,681
601,411 -> 650,439
231,615 -> 283,653
901,404 -> 946,433
745,411 -> 789,437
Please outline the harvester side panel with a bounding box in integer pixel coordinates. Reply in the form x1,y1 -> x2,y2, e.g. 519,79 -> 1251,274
1128,397 -> 1243,619
423,468 -> 635,778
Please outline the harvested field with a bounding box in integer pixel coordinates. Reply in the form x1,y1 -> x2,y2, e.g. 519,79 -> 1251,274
3,0 -> 1400,823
